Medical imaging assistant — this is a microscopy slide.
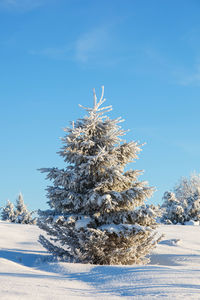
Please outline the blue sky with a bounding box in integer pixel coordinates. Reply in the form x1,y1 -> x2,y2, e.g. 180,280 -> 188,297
0,0 -> 200,210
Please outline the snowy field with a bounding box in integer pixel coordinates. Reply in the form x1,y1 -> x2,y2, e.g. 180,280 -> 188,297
0,222 -> 200,299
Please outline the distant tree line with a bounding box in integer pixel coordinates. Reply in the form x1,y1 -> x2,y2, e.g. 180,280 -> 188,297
160,173 -> 200,225
1,193 -> 36,225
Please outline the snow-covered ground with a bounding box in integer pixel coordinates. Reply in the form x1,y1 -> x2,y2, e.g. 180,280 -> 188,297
0,222 -> 200,299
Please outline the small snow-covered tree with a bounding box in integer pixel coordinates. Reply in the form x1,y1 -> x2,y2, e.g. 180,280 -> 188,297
185,187 -> 200,222
161,173 -> 200,224
174,173 -> 200,202
38,86 -> 161,265
15,193 -> 36,225
1,200 -> 16,222
161,192 -> 185,224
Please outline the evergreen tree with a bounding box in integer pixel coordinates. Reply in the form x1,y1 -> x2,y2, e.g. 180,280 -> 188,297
1,200 -> 16,222
186,188 -> 200,222
161,192 -> 185,224
38,87 -> 161,265
161,173 -> 200,224
174,173 -> 200,202
15,193 -> 36,225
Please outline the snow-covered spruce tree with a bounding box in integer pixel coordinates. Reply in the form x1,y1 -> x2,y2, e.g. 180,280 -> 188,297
174,173 -> 200,202
161,192 -> 185,224
161,173 -> 200,224
38,87 -> 161,265
1,200 -> 16,222
186,188 -> 200,222
15,193 -> 36,225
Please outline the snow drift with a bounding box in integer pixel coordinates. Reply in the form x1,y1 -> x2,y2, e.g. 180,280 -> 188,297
0,221 -> 200,299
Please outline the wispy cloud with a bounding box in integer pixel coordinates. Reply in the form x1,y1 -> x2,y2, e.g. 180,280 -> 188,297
175,140 -> 200,157
30,45 -> 72,61
175,62 -> 200,86
144,47 -> 169,67
142,45 -> 200,87
74,27 -> 109,63
173,30 -> 200,86
30,25 -> 112,64
0,0 -> 48,12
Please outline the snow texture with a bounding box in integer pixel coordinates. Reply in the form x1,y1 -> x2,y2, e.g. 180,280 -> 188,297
0,222 -> 200,299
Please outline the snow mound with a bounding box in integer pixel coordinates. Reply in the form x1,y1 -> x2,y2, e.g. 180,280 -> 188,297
159,238 -> 181,246
184,220 -> 200,226
0,222 -> 200,299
